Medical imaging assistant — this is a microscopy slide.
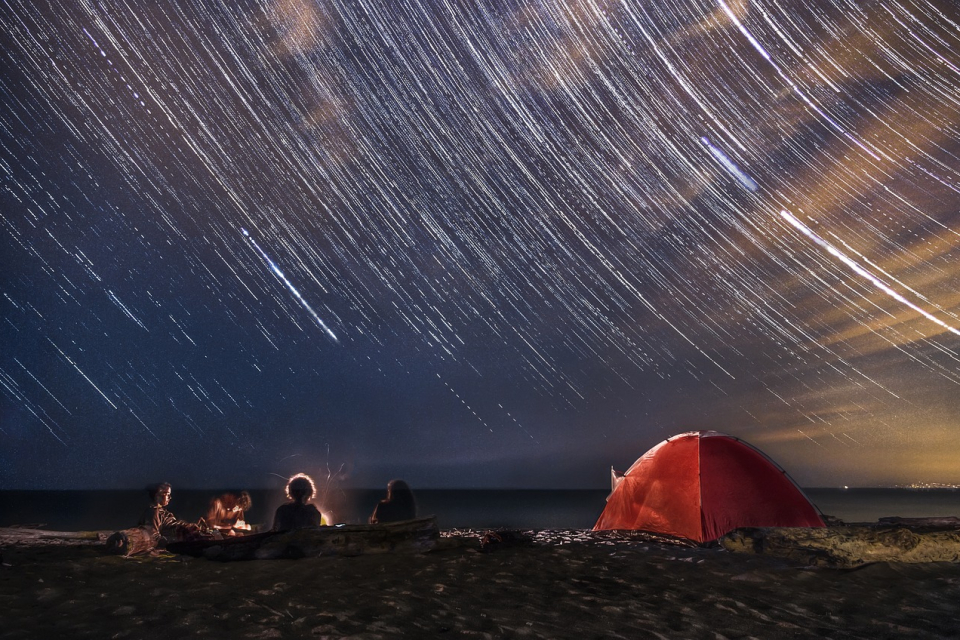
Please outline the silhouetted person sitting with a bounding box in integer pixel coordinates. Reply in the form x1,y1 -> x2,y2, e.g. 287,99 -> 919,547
138,482 -> 197,546
273,473 -> 325,532
369,479 -> 417,524
205,491 -> 252,535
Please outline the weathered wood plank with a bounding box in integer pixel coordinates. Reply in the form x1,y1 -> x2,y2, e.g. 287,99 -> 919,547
0,527 -> 109,544
167,516 -> 440,561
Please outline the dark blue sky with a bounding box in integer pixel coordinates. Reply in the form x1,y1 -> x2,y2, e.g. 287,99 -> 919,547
3,0 -> 960,491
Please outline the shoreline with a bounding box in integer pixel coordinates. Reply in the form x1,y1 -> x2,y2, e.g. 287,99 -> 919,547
5,486 -> 960,534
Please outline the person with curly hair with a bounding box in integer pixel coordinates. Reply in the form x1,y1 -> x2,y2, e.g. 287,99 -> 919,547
272,473 -> 325,531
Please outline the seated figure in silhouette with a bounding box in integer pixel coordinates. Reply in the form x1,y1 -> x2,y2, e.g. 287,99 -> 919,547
369,479 -> 417,524
138,482 -> 198,546
205,491 -> 252,535
272,473 -> 325,532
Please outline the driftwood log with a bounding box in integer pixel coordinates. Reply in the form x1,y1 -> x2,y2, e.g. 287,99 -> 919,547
721,523 -> 960,567
104,527 -> 157,556
167,516 -> 440,561
0,527 -> 109,546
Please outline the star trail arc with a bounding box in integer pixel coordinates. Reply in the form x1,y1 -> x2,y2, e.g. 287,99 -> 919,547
2,0 -> 960,489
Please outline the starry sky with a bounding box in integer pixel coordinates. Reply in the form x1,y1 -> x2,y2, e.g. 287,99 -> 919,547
2,0 -> 960,491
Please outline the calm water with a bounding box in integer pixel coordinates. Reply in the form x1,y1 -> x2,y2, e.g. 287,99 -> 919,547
1,488 -> 958,532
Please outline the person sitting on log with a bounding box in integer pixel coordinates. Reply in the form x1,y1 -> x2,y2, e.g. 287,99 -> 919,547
272,473 -> 325,532
138,482 -> 199,546
369,479 -> 417,524
205,491 -> 252,535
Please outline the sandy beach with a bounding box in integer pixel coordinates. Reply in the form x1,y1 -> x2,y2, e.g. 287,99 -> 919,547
2,528 -> 959,639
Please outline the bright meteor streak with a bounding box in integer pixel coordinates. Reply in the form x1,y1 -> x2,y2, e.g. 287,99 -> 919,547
702,137 -> 757,192
242,228 -> 339,342
779,211 -> 960,338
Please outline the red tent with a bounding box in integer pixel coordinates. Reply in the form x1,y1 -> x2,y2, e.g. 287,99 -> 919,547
593,431 -> 825,543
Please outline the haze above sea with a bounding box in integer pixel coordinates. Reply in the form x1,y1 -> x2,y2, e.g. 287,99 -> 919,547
2,488 -> 960,533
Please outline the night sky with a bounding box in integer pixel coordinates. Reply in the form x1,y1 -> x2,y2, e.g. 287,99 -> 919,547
3,0 -> 960,491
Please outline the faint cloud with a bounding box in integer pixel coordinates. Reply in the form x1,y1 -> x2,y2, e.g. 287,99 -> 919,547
267,0 -> 333,57
667,0 -> 750,47
264,0 -> 358,164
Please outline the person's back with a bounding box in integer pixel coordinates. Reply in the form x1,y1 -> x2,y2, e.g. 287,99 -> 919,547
273,502 -> 323,531
370,479 -> 416,524
273,473 -> 325,532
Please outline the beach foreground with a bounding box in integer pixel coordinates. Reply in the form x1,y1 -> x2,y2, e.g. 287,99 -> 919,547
2,529 -> 959,639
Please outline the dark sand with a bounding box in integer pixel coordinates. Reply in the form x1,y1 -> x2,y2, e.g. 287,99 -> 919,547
2,529 -> 959,639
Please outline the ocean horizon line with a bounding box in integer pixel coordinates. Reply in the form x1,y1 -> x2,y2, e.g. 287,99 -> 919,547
1,485 -> 958,492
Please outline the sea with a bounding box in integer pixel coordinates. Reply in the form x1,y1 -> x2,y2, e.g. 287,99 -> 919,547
1,488 -> 960,532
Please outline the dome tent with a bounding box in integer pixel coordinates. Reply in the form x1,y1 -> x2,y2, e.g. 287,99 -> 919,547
593,431 -> 825,543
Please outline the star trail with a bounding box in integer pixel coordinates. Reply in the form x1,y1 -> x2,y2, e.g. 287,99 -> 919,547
1,0 -> 959,490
